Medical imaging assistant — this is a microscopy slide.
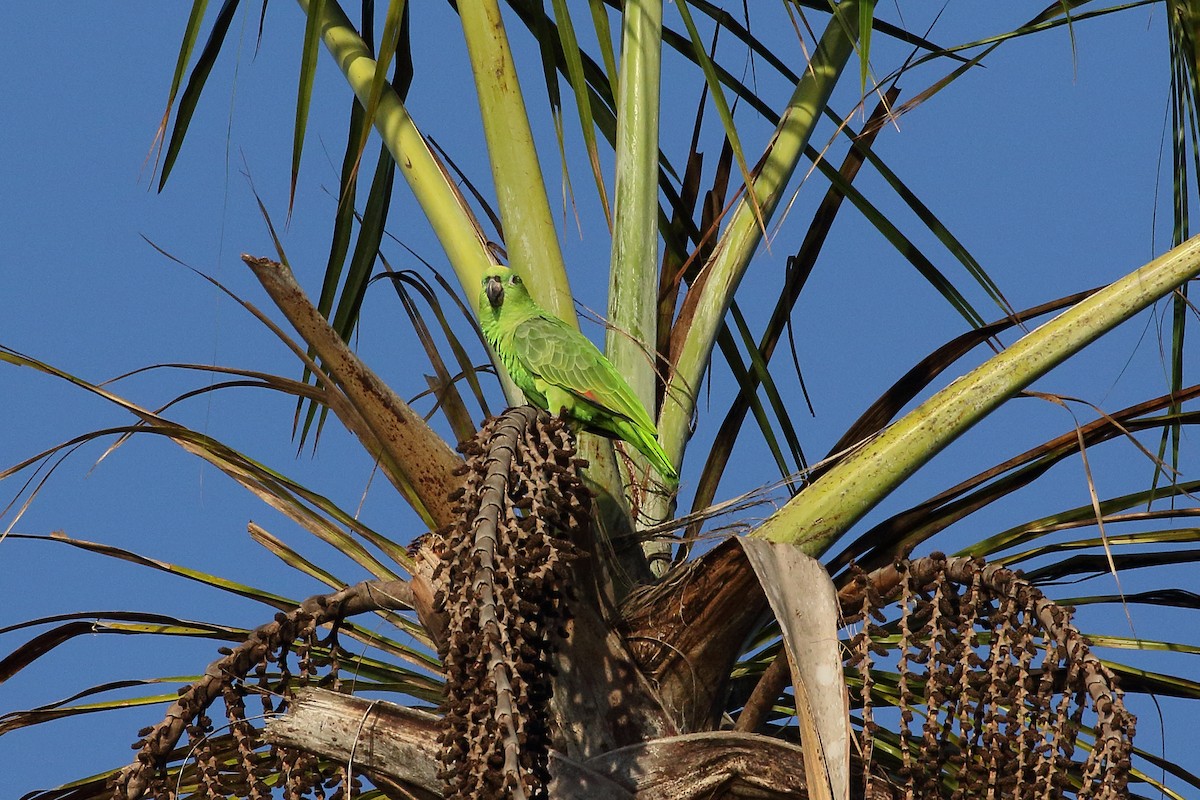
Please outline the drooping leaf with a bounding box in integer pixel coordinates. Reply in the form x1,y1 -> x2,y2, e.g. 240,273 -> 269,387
385,269 -> 477,442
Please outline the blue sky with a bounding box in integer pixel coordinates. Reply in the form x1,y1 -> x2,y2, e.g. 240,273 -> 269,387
2,3 -> 1197,796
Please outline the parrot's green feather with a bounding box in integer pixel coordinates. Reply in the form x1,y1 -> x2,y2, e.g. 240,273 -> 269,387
511,318 -> 658,432
478,265 -> 678,484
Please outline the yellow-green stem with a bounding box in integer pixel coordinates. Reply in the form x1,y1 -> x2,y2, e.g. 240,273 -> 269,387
298,0 -> 525,402
457,0 -> 574,318
752,234 -> 1200,552
298,0 -> 493,291
608,0 -> 671,557
608,0 -> 662,433
456,0 -> 641,566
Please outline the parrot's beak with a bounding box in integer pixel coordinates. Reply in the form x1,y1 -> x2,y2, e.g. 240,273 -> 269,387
485,275 -> 504,308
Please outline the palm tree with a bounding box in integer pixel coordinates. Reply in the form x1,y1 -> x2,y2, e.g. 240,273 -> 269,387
5,2 -> 1200,798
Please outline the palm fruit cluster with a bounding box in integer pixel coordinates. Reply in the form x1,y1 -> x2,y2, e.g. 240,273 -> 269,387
433,407 -> 588,800
844,554 -> 1134,800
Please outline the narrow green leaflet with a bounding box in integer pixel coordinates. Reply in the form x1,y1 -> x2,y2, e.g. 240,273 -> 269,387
4,533 -> 298,610
714,324 -> 797,490
290,0 -> 326,215
158,0 -> 241,190
162,0 -> 211,124
352,0 -> 408,175
966,478 -> 1200,560
586,0 -> 618,92
998,525 -> 1200,568
859,0 -> 876,97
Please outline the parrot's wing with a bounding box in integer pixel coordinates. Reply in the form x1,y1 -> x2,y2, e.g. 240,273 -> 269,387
511,314 -> 658,432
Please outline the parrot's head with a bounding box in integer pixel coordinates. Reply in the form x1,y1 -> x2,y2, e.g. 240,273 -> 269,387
480,265 -> 528,310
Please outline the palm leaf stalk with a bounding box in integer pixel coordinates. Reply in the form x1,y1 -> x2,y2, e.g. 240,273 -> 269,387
607,0 -> 672,557
295,0 -> 498,340
753,233 -> 1200,552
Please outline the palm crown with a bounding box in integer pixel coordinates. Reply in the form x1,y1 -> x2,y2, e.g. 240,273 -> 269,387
4,3 -> 1200,799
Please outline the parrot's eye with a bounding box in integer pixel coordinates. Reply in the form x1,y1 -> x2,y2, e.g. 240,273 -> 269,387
510,275 -> 521,285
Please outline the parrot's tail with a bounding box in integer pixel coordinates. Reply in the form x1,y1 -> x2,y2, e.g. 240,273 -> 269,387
623,423 -> 680,486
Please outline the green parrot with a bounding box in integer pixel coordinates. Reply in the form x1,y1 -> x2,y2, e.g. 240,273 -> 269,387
478,264 -> 679,484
